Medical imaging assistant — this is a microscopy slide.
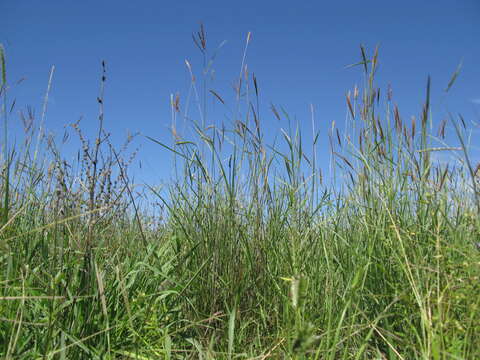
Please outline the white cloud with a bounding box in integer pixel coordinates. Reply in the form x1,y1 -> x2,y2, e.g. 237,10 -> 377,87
471,98 -> 480,105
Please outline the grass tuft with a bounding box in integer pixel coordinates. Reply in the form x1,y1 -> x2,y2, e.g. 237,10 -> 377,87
1,29 -> 479,359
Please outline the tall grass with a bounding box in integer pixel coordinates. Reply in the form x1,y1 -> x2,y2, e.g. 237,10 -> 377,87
1,28 -> 479,359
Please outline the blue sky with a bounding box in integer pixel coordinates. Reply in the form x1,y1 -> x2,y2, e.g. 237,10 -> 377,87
2,0 -> 479,186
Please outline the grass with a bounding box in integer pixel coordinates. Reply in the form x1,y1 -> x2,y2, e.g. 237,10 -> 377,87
1,28 -> 480,359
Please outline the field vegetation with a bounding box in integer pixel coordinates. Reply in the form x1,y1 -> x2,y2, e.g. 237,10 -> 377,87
1,29 -> 479,359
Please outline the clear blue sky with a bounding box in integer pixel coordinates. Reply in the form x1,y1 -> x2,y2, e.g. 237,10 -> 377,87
2,0 -> 480,186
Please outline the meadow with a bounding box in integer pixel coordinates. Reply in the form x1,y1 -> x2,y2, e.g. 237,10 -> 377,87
1,32 -> 479,359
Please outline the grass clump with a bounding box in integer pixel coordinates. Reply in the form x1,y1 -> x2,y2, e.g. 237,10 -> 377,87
1,28 -> 479,359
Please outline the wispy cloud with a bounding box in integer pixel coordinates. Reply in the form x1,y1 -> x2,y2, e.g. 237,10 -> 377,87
471,98 -> 480,105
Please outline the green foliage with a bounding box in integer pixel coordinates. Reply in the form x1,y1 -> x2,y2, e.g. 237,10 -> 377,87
1,30 -> 479,359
